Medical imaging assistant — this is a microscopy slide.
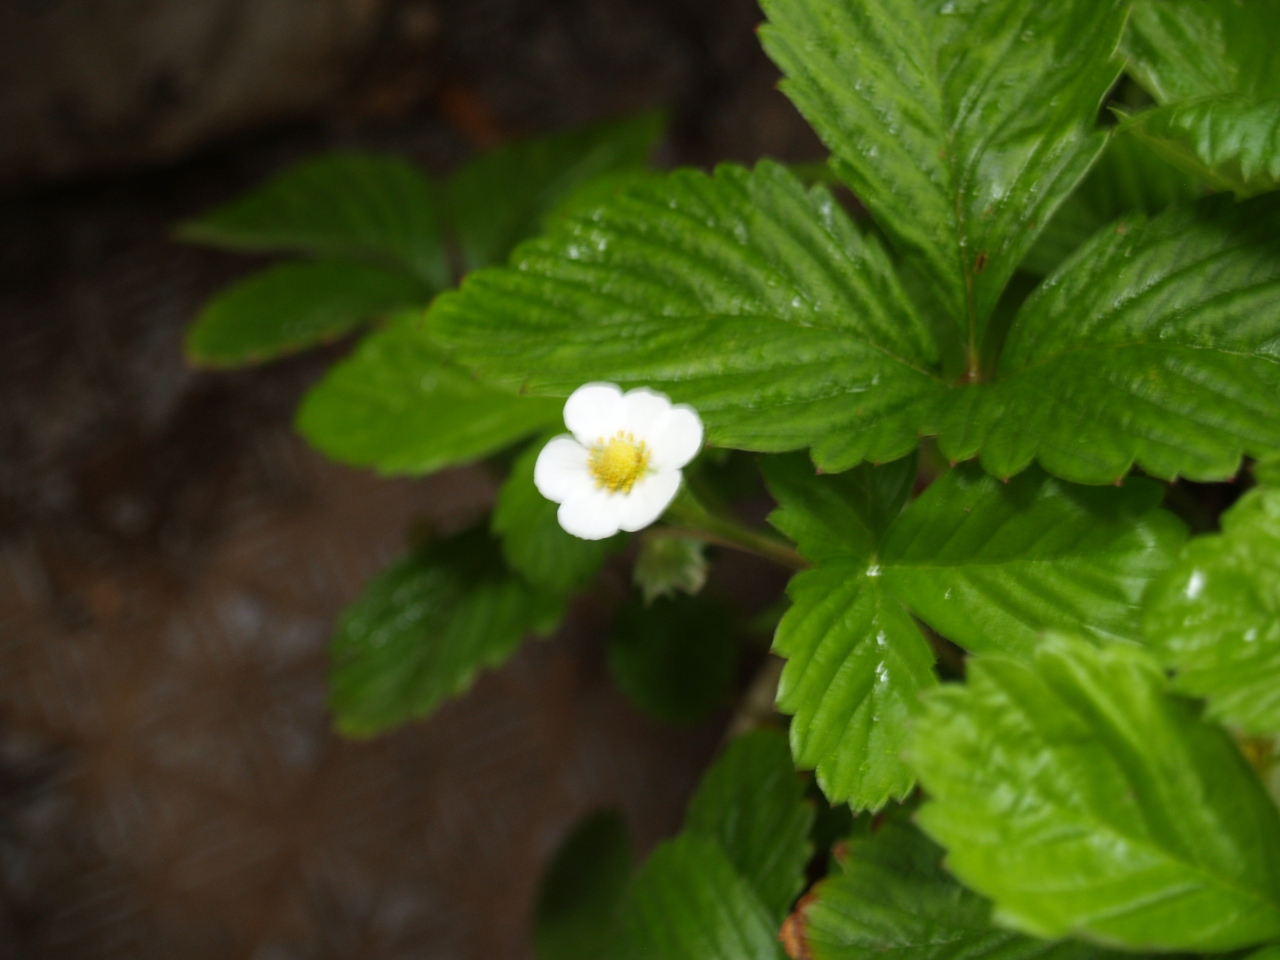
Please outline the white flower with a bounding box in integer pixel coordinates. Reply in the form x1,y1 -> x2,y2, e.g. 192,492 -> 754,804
534,382 -> 704,540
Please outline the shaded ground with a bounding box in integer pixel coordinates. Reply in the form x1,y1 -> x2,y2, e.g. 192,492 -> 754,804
0,1 -> 819,956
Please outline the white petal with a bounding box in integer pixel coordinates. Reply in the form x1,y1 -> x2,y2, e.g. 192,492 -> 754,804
618,387 -> 673,443
617,469 -> 683,532
558,488 -> 622,540
648,405 -> 703,470
534,436 -> 593,503
563,382 -> 625,446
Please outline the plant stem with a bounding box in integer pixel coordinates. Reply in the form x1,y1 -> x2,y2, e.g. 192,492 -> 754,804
661,487 -> 807,571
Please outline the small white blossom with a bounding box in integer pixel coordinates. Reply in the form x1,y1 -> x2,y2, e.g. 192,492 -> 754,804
534,382 -> 704,540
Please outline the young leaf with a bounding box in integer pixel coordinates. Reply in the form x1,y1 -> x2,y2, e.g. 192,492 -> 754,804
178,154 -> 449,287
534,811 -> 633,960
939,194 -> 1280,484
185,261 -> 429,367
632,535 -> 708,604
429,161 -> 947,473
1122,96 -> 1280,199
912,634 -> 1280,951
759,0 -> 1127,360
328,526 -> 562,737
684,730 -> 815,925
296,313 -> 561,476
606,595 -> 738,726
445,112 -> 664,273
617,834 -> 786,960
1143,487 -> 1280,736
794,820 -> 1114,960
493,438 -> 620,593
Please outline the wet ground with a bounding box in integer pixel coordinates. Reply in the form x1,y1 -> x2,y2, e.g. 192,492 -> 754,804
0,1 -> 820,956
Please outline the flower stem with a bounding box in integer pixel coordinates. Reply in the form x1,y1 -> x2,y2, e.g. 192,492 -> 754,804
661,487 -> 807,571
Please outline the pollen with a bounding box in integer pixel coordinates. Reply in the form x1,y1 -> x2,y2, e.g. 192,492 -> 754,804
589,431 -> 651,493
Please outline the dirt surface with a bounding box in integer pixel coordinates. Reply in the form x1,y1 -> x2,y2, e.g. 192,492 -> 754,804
0,2 -> 819,956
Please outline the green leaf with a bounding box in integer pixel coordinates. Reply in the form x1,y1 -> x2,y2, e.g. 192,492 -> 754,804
606,595 -> 738,725
617,834 -> 786,960
296,313 -> 562,476
1143,486 -> 1280,736
938,194 -> 1280,484
534,811 -> 632,960
684,730 -> 815,926
766,459 -> 1183,809
912,633 -> 1280,951
759,0 -> 1127,358
178,153 -> 448,287
445,113 -> 663,273
632,535 -> 708,604
1122,96 -> 1280,199
429,161 -> 947,474
1124,0 -> 1280,104
796,820 -> 1115,960
328,525 -> 561,737
185,260 -> 429,367
493,438 -> 620,593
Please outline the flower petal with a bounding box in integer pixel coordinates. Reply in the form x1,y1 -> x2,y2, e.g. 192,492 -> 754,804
617,469 -> 683,532
534,436 -> 593,503
558,488 -> 622,540
648,404 -> 703,470
563,382 -> 625,447
619,387 -> 673,443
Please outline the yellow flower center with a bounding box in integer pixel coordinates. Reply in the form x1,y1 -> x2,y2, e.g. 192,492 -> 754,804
589,431 -> 651,493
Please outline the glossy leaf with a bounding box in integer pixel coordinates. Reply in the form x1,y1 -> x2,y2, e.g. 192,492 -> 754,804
446,112 -> 664,272
178,153 -> 449,287
759,0 -> 1127,355
795,820 -> 1114,960
606,595 -> 737,725
185,260 -> 428,367
684,730 -> 815,925
1122,96 -> 1280,199
328,526 -> 562,737
429,161 -> 946,473
1143,487 -> 1280,736
912,633 -> 1280,951
534,811 -> 632,960
296,313 -> 561,476
617,834 -> 786,960
493,438 -> 620,593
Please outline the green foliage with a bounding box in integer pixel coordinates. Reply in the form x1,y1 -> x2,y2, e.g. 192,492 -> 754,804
606,595 -> 738,725
296,313 -> 562,476
186,261 -> 429,366
912,633 -> 1280,951
632,535 -> 708,604
493,438 -> 621,593
765,456 -> 1183,809
1144,486 -> 1280,736
328,525 -> 562,737
534,811 -> 633,960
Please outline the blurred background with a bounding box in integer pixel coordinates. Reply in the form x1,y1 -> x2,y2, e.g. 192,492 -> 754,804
0,1 -> 822,957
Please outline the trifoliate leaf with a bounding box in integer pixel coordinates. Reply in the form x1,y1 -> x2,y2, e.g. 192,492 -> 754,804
493,439 -> 621,593
429,160 -> 947,473
759,0 -> 1127,356
185,260 -> 429,367
1122,96 -> 1280,199
445,112 -> 663,273
606,595 -> 737,725
684,730 -> 814,926
937,195 -> 1280,484
632,535 -> 708,605
533,811 -> 632,960
617,834 -> 786,960
794,820 -> 1118,960
912,633 -> 1280,951
1143,486 -> 1280,736
328,525 -> 562,737
178,153 -> 448,287
296,312 -> 561,476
